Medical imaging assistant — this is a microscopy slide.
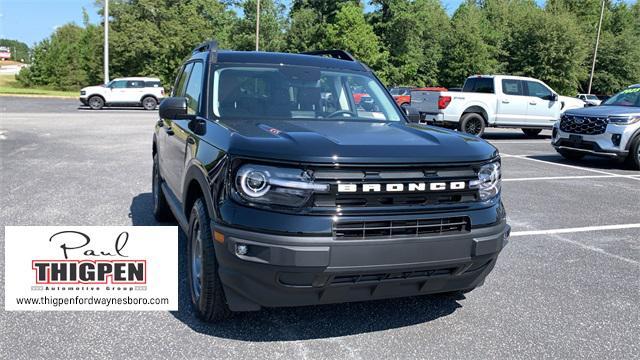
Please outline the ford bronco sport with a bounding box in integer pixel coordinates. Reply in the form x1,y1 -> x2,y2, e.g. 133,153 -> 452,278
152,41 -> 510,322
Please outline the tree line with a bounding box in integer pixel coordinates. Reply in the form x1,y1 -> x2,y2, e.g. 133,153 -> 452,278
14,0 -> 640,96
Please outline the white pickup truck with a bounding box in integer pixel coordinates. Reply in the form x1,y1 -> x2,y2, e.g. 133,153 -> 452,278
410,75 -> 586,136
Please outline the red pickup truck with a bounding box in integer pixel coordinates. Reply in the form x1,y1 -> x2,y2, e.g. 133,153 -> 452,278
390,87 -> 447,109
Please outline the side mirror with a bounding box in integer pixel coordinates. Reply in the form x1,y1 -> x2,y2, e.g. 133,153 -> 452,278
159,97 -> 188,119
550,93 -> 559,102
404,105 -> 421,123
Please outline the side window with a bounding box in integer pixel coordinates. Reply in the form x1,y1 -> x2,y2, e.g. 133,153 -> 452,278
184,62 -> 204,115
527,81 -> 552,99
462,78 -> 476,92
502,79 -> 523,96
126,80 -> 144,88
111,80 -> 127,89
174,63 -> 193,97
474,78 -> 495,93
145,81 -> 162,88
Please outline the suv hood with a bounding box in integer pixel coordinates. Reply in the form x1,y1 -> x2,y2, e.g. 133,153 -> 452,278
81,85 -> 105,92
564,105 -> 640,118
221,119 -> 498,164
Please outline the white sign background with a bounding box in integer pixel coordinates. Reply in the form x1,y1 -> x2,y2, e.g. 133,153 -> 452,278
5,226 -> 178,311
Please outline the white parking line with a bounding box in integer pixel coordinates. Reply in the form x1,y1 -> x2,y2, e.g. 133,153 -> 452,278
502,154 -> 640,181
489,140 -> 549,144
503,175 -> 620,182
511,224 -> 640,266
511,223 -> 640,237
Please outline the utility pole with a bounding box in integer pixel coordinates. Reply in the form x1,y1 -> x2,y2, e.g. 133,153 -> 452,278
255,0 -> 260,51
587,0 -> 605,95
104,0 -> 109,84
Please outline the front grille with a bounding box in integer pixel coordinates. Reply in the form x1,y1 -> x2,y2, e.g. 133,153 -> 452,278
311,166 -> 479,210
333,216 -> 470,240
330,267 -> 456,285
560,115 -> 607,135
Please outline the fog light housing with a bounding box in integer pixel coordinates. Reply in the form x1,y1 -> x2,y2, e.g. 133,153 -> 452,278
611,134 -> 622,147
235,244 -> 249,256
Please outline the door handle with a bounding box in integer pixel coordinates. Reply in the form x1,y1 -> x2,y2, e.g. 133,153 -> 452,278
187,136 -> 195,144
529,102 -> 537,105
164,127 -> 174,136
501,100 -> 510,104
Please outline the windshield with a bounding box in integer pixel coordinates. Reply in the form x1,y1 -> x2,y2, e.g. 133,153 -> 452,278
212,65 -> 402,121
586,95 -> 599,100
603,88 -> 640,107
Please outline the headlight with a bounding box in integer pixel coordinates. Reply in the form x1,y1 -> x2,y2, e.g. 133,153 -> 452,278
470,161 -> 501,201
609,116 -> 640,125
234,164 -> 329,207
80,90 -> 86,95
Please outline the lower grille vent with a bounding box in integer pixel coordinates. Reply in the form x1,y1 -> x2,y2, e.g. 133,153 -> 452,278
333,217 -> 470,240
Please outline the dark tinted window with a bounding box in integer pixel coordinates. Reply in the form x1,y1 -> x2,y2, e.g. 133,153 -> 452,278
463,78 -> 494,93
185,62 -> 204,115
110,80 -> 127,88
526,81 -> 552,99
174,63 -> 193,97
126,80 -> 144,88
603,88 -> 640,107
145,81 -> 162,88
502,79 -> 524,96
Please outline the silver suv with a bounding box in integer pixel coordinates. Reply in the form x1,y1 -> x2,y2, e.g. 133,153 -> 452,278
552,85 -> 640,169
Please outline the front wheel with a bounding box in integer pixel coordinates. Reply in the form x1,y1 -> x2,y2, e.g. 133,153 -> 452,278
88,95 -> 104,110
557,148 -> 585,161
626,136 -> 640,170
142,96 -> 158,110
187,198 -> 231,322
522,128 -> 542,137
459,113 -> 486,137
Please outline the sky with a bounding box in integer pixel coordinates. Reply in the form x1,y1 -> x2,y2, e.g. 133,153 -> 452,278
0,0 -> 634,46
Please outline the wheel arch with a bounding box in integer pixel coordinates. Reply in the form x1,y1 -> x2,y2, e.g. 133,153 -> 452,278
462,106 -> 489,125
182,164 -> 216,224
88,93 -> 106,102
624,127 -> 640,151
140,94 -> 159,103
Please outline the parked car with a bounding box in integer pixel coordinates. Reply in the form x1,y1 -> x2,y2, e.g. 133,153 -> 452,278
576,93 -> 602,106
552,85 -> 640,169
409,75 -> 586,137
79,77 -> 165,110
389,86 -> 447,110
152,41 -> 510,322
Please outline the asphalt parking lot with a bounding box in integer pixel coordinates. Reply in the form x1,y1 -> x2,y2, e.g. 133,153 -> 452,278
1,96 -> 639,359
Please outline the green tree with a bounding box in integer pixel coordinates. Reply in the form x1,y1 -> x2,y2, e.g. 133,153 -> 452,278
0,39 -> 30,63
324,2 -> 389,81
291,0 -> 359,23
506,10 -> 587,94
233,0 -> 286,51
439,2 -> 499,88
370,0 -> 450,87
286,7 -> 326,52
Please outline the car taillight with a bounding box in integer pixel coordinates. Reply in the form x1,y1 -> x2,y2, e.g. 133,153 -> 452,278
438,96 -> 452,109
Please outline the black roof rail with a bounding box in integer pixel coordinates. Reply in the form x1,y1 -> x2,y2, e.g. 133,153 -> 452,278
302,50 -> 356,62
192,40 -> 218,55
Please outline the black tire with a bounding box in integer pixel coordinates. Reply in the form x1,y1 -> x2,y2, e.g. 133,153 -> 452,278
187,198 -> 231,322
142,96 -> 157,110
152,154 -> 173,222
557,148 -> 586,161
522,128 -> 542,137
459,113 -> 486,137
88,95 -> 104,110
626,136 -> 640,170
400,102 -> 410,113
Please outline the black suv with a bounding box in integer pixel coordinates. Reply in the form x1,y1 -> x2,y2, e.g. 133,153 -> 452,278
152,41 -> 510,322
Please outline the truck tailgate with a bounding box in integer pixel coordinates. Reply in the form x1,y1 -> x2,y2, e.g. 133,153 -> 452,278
410,91 -> 442,114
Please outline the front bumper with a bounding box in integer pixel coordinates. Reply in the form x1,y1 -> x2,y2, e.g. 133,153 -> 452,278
212,220 -> 510,311
79,97 -> 88,105
552,123 -> 634,159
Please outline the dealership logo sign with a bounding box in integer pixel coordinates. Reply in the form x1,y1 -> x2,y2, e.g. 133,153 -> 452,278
5,226 -> 178,311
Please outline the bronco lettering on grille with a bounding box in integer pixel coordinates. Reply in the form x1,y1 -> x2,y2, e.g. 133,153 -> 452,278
337,181 -> 467,193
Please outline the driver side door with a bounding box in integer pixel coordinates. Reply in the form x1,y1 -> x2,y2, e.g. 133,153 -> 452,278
525,81 -> 561,127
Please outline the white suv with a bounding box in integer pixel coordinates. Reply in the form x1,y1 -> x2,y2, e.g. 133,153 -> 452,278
553,85 -> 640,169
80,77 -> 165,110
